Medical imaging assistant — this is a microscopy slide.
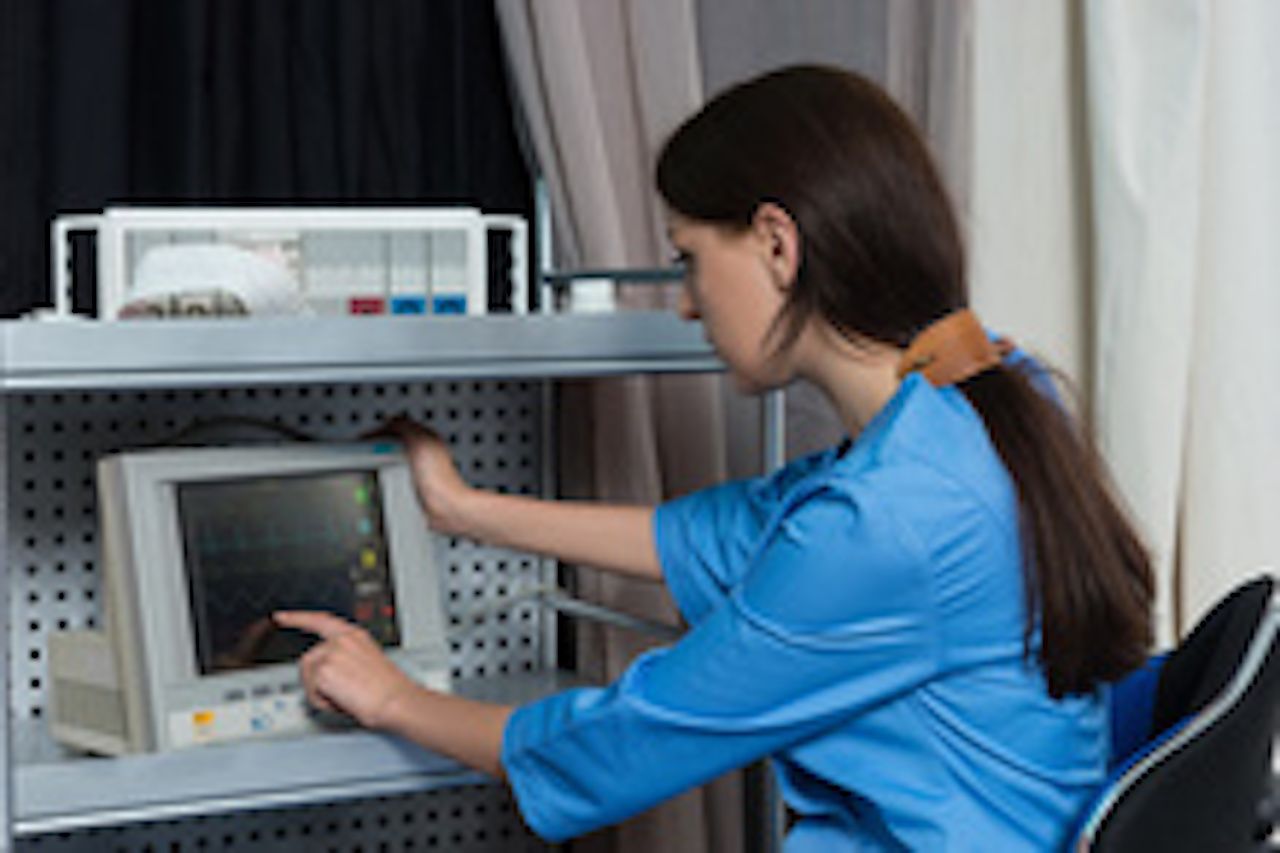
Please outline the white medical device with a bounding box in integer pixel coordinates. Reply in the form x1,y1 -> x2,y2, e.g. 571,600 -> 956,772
48,207 -> 528,320
47,444 -> 451,755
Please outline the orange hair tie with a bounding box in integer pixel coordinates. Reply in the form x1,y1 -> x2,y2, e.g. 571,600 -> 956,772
896,309 -> 1013,387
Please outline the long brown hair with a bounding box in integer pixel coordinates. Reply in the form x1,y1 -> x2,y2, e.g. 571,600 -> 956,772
657,65 -> 1152,698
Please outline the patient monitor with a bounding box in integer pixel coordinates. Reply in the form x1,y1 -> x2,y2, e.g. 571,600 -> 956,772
48,444 -> 451,755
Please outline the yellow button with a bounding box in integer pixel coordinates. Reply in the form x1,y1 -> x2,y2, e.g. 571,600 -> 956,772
193,710 -> 215,727
361,549 -> 377,569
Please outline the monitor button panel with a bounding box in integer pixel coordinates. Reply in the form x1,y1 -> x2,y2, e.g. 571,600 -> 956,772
168,688 -> 312,749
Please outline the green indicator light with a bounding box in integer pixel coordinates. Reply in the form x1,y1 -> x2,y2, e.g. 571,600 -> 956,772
354,486 -> 369,505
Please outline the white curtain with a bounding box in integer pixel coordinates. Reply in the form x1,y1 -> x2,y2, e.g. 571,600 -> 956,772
1086,0 -> 1280,639
968,0 -> 1090,388
972,0 -> 1280,643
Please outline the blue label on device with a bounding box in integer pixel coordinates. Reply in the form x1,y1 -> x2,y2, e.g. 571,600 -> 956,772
432,295 -> 467,315
390,296 -> 427,315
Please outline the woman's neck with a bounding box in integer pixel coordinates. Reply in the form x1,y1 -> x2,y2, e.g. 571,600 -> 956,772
798,328 -> 904,436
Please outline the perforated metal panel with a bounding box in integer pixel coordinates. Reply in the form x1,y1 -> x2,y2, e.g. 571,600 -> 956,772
7,379 -> 546,721
7,380 -> 553,845
16,784 -> 549,852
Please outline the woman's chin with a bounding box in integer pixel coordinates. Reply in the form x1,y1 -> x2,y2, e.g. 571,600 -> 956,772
730,373 -> 774,397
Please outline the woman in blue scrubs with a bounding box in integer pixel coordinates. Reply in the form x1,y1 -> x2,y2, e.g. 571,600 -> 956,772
278,65 -> 1154,850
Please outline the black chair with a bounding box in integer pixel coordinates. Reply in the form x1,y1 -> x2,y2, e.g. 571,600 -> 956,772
1072,573 -> 1280,852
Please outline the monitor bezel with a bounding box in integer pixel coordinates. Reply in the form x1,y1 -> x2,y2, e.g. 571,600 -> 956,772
99,444 -> 449,751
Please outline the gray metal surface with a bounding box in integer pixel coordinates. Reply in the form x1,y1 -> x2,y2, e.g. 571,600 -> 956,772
0,314 -> 717,390
14,672 -> 584,835
6,380 -> 555,838
0,397 -> 12,852
0,312 -> 721,847
17,784 -> 548,852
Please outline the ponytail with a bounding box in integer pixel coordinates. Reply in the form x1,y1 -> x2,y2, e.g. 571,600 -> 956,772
959,365 -> 1154,698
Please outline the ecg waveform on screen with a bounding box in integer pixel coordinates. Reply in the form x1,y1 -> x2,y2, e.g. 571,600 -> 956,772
177,470 -> 400,673
196,565 -> 356,617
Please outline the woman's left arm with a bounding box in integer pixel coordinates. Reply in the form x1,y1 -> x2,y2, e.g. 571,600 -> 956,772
273,610 -> 512,779
278,488 -> 935,842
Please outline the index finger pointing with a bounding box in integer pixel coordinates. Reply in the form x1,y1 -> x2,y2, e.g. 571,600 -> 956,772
273,610 -> 356,639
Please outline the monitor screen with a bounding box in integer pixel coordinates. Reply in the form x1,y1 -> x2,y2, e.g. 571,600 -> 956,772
176,470 -> 401,675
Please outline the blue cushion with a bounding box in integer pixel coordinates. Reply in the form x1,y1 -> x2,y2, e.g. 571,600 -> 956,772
1109,653 -> 1167,770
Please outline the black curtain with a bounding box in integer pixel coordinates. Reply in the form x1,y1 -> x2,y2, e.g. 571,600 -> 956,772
0,0 -> 532,317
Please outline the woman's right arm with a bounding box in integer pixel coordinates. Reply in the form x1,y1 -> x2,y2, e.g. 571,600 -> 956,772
453,491 -> 661,582
384,418 -> 663,583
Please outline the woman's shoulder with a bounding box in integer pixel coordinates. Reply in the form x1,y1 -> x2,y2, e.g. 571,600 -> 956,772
752,460 -> 1021,639
766,461 -> 981,580
738,480 -> 937,632
822,434 -> 1011,537
743,374 -> 1022,562
858,376 -> 1020,530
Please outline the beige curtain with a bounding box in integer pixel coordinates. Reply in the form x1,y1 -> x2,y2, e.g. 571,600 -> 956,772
494,3 -> 740,851
885,0 -> 974,218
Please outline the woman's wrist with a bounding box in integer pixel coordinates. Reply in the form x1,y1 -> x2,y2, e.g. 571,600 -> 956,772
369,678 -> 426,733
429,482 -> 482,538
369,681 -> 514,779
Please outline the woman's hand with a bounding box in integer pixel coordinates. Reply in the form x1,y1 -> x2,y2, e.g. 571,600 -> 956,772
273,611 -> 419,730
275,610 -> 511,778
375,417 -> 474,536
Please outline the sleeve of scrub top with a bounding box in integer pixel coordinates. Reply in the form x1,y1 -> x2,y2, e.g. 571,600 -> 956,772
653,449 -> 834,625
503,485 -> 937,842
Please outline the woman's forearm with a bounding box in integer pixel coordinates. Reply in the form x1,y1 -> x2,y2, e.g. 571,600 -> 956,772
389,419 -> 665,584
378,685 -> 513,779
449,490 -> 664,583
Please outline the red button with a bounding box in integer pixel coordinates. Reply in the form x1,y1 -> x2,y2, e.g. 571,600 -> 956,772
349,297 -> 386,315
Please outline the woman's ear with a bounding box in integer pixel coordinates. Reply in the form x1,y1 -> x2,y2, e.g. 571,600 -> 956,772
752,202 -> 800,293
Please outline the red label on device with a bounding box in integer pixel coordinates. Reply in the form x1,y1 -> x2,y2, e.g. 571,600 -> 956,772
349,297 -> 386,315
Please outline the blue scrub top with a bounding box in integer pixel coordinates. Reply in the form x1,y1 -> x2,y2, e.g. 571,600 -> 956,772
502,370 -> 1107,850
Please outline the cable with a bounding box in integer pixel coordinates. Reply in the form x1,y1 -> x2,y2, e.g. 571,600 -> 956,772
541,589 -> 683,640
449,583 -> 683,641
449,583 -> 560,634
148,415 -> 320,447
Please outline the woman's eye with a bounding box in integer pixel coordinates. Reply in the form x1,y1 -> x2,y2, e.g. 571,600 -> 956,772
670,249 -> 692,269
